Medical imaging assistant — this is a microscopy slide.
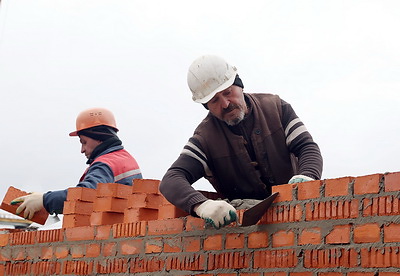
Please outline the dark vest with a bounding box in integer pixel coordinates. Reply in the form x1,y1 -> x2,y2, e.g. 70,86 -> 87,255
194,93 -> 295,200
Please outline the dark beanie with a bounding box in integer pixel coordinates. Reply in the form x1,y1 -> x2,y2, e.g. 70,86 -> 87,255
78,125 -> 118,141
202,74 -> 244,109
233,74 -> 244,89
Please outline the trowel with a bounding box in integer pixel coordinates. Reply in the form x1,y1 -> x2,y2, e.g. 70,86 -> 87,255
241,192 -> 279,226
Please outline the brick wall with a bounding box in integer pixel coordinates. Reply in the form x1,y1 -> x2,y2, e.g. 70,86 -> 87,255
1,172 -> 400,275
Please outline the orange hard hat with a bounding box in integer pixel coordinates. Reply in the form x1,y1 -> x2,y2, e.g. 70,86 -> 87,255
69,107 -> 118,136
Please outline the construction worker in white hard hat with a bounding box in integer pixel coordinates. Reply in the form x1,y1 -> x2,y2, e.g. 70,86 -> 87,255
160,55 -> 323,229
11,107 -> 142,220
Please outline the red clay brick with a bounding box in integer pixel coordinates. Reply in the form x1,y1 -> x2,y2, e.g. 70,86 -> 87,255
86,243 -> 100,258
66,187 -> 96,202
348,273 -> 375,276
272,183 -> 295,202
95,225 -> 112,240
354,223 -> 381,243
164,237 -> 182,252
0,233 -> 9,247
354,174 -> 382,195
65,226 -> 95,241
384,223 -> 400,242
183,236 -> 201,252
208,252 -> 250,269
326,224 -> 351,244
272,230 -> 295,247
71,244 -> 85,258
126,193 -> 159,209
93,197 -> 127,212
132,179 -> 160,194
10,230 -> 36,245
186,216 -> 205,231
123,207 -> 158,222
90,211 -> 124,226
54,246 -> 69,259
112,221 -> 147,238
384,172 -> 400,192
298,227 -> 321,245
225,233 -> 244,249
290,273 -> 312,276
62,260 -> 93,275
325,177 -> 353,196
63,200 -> 93,215
248,231 -> 268,248
147,218 -> 184,235
103,242 -> 116,257
204,234 -> 223,251
158,204 -> 189,219
36,229 -> 63,243
297,180 -> 322,200
120,239 -> 142,255
145,238 -> 163,253
40,246 -> 53,259
62,214 -> 91,228
96,183 -> 132,198
1,186 -> 48,225
127,193 -> 162,209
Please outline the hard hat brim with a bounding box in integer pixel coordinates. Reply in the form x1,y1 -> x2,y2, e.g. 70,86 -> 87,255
69,131 -> 78,137
193,73 -> 237,104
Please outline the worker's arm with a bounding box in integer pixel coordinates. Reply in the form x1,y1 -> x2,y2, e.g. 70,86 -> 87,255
42,162 -> 114,214
281,100 -> 323,180
160,152 -> 209,215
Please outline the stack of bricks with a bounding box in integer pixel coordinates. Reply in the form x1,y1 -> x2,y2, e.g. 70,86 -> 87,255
63,187 -> 96,228
63,179 -> 189,228
1,173 -> 400,275
125,179 -> 162,222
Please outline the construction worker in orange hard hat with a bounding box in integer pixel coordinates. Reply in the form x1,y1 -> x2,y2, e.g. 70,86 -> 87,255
11,107 -> 142,220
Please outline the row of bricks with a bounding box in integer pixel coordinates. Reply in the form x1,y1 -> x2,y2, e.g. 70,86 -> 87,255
3,180 -> 399,230
2,223 -> 400,261
2,210 -> 400,247
260,195 -> 400,224
2,172 -> 399,227
2,265 -> 400,276
272,172 -> 400,202
3,247 -> 400,274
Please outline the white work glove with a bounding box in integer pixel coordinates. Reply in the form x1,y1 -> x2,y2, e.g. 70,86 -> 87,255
11,192 -> 44,220
288,175 -> 314,184
194,199 -> 237,229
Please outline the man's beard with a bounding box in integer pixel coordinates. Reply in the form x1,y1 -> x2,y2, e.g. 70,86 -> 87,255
222,103 -> 246,126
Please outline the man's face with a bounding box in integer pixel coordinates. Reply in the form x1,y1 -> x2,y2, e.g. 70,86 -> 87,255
79,135 -> 102,159
206,85 -> 248,126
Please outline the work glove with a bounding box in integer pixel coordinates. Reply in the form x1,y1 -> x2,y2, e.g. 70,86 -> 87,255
11,192 -> 44,220
194,199 -> 237,229
288,175 -> 314,184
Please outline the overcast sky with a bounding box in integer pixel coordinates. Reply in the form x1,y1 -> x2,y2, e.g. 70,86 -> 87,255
0,0 -> 399,203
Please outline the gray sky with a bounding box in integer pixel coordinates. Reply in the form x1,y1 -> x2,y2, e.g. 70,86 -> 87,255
0,0 -> 399,203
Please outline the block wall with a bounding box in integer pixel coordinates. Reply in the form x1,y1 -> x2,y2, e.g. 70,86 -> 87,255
1,172 -> 400,275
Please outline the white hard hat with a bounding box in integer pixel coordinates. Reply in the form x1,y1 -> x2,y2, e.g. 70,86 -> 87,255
187,55 -> 237,104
